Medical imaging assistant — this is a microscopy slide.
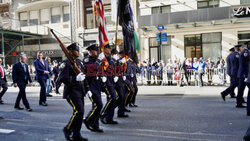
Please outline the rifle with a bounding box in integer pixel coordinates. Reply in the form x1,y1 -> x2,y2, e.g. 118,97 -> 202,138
50,29 -> 82,74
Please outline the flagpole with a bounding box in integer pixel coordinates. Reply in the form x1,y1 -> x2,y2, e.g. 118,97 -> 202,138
114,0 -> 120,51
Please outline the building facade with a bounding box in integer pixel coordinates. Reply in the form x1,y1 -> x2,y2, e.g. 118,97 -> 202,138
138,0 -> 250,63
8,0 -> 71,64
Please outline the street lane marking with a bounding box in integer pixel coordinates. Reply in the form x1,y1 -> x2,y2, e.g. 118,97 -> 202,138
0,129 -> 15,134
132,133 -> 221,141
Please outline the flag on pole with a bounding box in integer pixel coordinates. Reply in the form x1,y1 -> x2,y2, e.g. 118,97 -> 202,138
94,0 -> 109,70
118,0 -> 138,64
134,32 -> 140,54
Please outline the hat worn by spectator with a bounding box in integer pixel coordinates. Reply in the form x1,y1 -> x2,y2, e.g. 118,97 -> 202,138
86,44 -> 99,51
67,43 -> 79,51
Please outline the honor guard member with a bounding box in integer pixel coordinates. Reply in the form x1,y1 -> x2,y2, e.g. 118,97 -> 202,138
58,43 -> 89,141
221,44 -> 242,101
246,59 -> 250,116
129,61 -> 138,107
112,49 -> 129,118
99,44 -> 118,124
119,51 -> 134,110
83,44 -> 104,133
236,41 -> 250,108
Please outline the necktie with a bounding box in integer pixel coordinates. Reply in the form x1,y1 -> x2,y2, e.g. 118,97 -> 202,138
23,64 -> 26,72
0,66 -> 3,78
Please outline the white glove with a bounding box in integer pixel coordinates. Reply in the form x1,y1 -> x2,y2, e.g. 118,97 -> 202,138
123,76 -> 126,81
114,76 -> 118,83
44,71 -> 49,74
76,73 -> 85,81
87,91 -> 92,98
113,54 -> 119,60
120,58 -> 126,63
102,77 -> 107,83
131,74 -> 134,78
98,52 -> 105,60
245,78 -> 248,83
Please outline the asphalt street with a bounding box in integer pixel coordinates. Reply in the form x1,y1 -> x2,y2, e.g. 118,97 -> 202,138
0,86 -> 249,141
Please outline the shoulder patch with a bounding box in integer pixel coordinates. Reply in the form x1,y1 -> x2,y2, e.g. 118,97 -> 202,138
59,62 -> 66,69
84,57 -> 89,63
244,52 -> 248,57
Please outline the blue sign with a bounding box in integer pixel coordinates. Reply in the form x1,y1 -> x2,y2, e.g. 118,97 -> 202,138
156,32 -> 167,42
157,25 -> 164,31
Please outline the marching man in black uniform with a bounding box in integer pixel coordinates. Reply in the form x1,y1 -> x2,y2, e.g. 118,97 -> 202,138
83,44 -> 104,132
112,49 -> 129,118
221,44 -> 242,101
58,43 -> 89,141
129,61 -> 138,107
99,44 -> 118,124
236,41 -> 250,108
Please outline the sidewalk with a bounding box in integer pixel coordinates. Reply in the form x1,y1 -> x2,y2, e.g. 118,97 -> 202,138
137,85 -> 249,97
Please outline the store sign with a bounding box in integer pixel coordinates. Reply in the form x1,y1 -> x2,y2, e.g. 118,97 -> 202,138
233,7 -> 250,18
12,51 -> 17,56
41,50 -> 55,55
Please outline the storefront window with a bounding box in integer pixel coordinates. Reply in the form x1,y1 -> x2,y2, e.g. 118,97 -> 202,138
238,31 -> 250,45
202,32 -> 222,62
185,35 -> 202,59
149,37 -> 171,62
197,0 -> 219,9
152,5 -> 171,14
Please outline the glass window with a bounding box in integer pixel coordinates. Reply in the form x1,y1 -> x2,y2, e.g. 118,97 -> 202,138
241,0 -> 250,4
30,10 -> 38,25
152,5 -> 170,14
63,6 -> 69,22
20,12 -> 28,27
51,7 -> 61,23
40,9 -> 49,24
149,36 -> 171,62
105,5 -> 115,26
184,34 -> 202,58
202,32 -> 222,62
152,7 -> 160,14
238,31 -> 250,45
86,7 -> 94,29
197,0 -> 219,9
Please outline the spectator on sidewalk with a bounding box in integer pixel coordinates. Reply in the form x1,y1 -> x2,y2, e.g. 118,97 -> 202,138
166,59 -> 174,85
0,58 -> 8,104
206,58 -> 215,85
198,57 -> 206,87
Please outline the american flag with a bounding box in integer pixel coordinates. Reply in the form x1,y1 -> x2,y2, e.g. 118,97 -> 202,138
94,0 -> 109,51
94,0 -> 109,70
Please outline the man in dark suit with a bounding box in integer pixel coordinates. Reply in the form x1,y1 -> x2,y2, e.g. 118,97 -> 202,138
12,54 -> 32,111
34,51 -> 53,106
0,58 -> 8,104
